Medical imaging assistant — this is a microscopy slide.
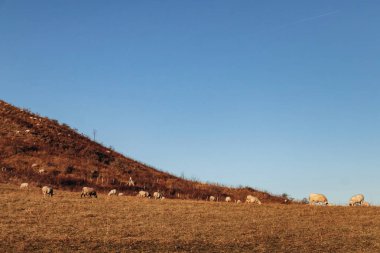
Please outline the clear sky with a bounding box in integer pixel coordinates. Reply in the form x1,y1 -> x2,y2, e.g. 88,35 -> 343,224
1,1 -> 379,204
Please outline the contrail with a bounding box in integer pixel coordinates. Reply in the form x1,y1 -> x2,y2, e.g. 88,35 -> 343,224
280,10 -> 340,28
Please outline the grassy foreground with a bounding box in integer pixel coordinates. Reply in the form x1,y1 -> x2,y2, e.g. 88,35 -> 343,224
1,183 -> 379,253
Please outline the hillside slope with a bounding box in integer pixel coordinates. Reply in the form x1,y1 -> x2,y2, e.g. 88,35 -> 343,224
0,99 -> 286,203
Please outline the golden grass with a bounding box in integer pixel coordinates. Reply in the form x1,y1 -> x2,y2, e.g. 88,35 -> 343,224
1,183 -> 380,253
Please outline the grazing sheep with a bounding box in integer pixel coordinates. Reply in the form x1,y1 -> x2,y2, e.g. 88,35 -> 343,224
236,200 -> 241,204
153,192 -> 163,200
309,193 -> 328,206
209,196 -> 216,202
42,186 -> 53,197
349,194 -> 365,206
31,163 -> 38,168
138,191 -> 150,198
246,195 -> 262,205
81,187 -> 97,198
108,189 -> 117,196
225,196 -> 232,202
118,193 -> 124,196
38,169 -> 46,174
20,183 -> 29,189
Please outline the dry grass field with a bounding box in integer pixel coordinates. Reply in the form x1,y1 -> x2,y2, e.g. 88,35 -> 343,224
1,184 -> 380,253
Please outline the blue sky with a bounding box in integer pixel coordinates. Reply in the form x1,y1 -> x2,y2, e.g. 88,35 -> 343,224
1,1 -> 379,204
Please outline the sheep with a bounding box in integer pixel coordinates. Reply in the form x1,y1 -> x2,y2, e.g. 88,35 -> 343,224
108,189 -> 117,196
309,193 -> 328,206
138,191 -> 150,198
209,196 -> 216,201
38,169 -> 46,174
20,183 -> 29,189
225,196 -> 232,202
118,193 -> 124,196
31,163 -> 38,168
236,200 -> 241,204
349,194 -> 365,206
246,195 -> 262,205
153,192 -> 163,200
42,186 -> 53,197
81,187 -> 97,198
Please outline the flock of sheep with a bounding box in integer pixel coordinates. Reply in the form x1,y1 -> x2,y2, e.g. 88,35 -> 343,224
18,183 -> 371,206
308,193 -> 370,206
19,183 -> 166,200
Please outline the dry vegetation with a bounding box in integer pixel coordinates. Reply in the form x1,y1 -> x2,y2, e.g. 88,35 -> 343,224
1,183 -> 380,253
2,99 -> 379,252
0,99 -> 286,203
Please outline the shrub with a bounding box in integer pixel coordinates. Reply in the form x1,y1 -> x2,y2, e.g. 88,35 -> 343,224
64,166 -> 75,174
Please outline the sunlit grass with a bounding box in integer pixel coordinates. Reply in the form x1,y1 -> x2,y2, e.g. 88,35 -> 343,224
1,183 -> 380,252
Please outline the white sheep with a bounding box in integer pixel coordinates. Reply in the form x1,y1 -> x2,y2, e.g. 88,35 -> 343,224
246,195 -> 262,205
309,193 -> 328,206
138,191 -> 150,198
20,183 -> 29,189
81,187 -> 97,198
349,194 -> 365,206
153,192 -> 163,200
108,189 -> 117,196
42,186 -> 53,197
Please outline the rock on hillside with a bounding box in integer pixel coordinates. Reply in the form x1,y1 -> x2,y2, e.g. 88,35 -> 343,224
0,100 -> 287,203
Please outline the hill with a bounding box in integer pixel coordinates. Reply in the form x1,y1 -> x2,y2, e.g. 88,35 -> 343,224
0,99 -> 286,203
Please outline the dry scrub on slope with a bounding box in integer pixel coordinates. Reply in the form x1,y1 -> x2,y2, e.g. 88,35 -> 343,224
0,99 -> 285,203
